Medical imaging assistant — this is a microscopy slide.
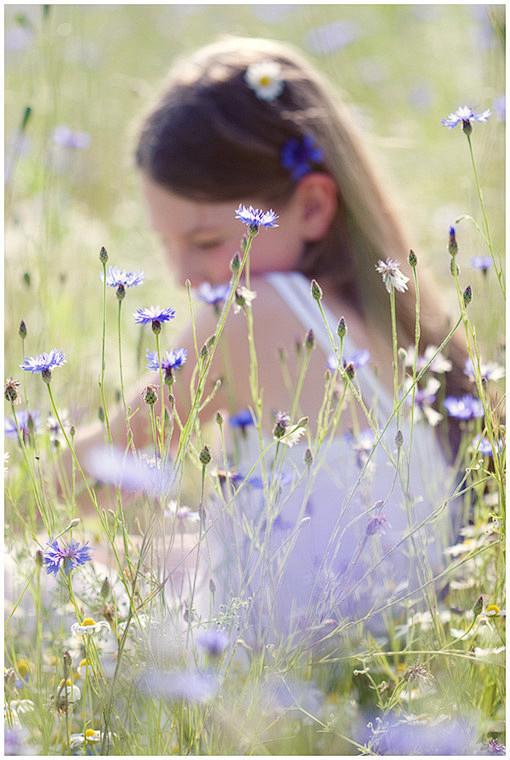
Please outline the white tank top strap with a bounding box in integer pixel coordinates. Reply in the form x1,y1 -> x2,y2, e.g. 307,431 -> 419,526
264,271 -> 395,420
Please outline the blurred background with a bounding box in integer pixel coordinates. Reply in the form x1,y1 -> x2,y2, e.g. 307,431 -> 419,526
4,4 -> 505,422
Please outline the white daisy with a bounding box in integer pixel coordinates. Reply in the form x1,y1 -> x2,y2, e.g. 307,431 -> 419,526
245,60 -> 284,101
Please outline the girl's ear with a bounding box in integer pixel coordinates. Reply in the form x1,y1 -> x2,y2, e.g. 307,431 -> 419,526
294,172 -> 338,242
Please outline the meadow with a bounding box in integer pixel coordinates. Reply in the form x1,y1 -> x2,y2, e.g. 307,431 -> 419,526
4,4 -> 506,756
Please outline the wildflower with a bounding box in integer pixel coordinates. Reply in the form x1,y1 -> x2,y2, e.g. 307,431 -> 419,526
473,595 -> 484,618
46,409 -> 70,447
56,678 -> 81,706
404,345 -> 452,374
337,316 -> 347,338
472,434 -> 504,458
69,730 -> 101,750
304,19 -> 361,55
18,319 -> 27,339
471,255 -> 493,273
443,394 -> 484,420
146,348 -> 187,385
484,739 -> 506,755
349,428 -> 375,469
464,357 -> 505,383
43,537 -> 93,576
142,384 -> 158,405
20,348 -> 66,383
87,447 -> 173,495
9,699 -> 35,716
280,134 -> 324,181
102,266 -> 144,299
196,628 -> 229,657
448,225 -> 458,256
327,349 -> 370,373
99,245 -> 108,264
196,282 -> 230,313
233,285 -> 257,314
139,669 -> 219,702
5,409 -> 40,442
311,278 -> 323,301
463,284 -> 472,306
52,125 -> 91,149
229,408 -> 256,434
405,376 -> 443,426
4,378 -> 20,404
441,105 -> 492,134
71,617 -> 109,636
165,502 -> 200,533
234,204 -> 279,232
366,512 -> 389,536
403,659 -> 434,686
244,60 -> 284,101
76,658 -> 92,678
273,412 -> 307,446
134,306 -> 175,333
485,604 -> 501,616
375,258 -> 409,293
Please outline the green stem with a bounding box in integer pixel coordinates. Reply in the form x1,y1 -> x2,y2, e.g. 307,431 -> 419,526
99,262 -> 113,443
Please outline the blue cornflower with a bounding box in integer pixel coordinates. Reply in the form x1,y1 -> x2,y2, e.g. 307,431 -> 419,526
472,434 -> 504,458
4,409 -> 40,442
464,357 -> 505,383
235,205 -> 279,231
196,629 -> 229,657
20,349 -> 66,383
134,306 -> 175,334
102,266 -> 145,289
229,408 -> 256,429
327,349 -> 370,373
280,135 -> 324,180
443,394 -> 484,420
43,538 -> 93,576
471,256 -> 493,273
196,282 -> 230,313
484,739 -> 506,755
146,348 -> 187,385
441,105 -> 492,133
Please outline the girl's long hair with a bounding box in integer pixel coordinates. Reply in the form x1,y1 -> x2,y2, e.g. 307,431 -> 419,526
135,35 -> 471,445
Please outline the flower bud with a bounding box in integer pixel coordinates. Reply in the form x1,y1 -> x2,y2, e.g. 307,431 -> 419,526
463,284 -> 472,307
311,279 -> 322,302
216,412 -> 223,426
337,317 -> 347,338
408,249 -> 418,268
19,319 -> 27,339
473,595 -> 483,618
304,329 -> 315,351
448,226 -> 458,257
4,378 -> 20,404
395,429 -> 404,448
230,252 -> 241,273
100,576 -> 110,600
304,448 -> 313,467
199,445 -> 212,466
142,384 -> 158,405
398,347 -> 407,363
98,407 -> 105,423
99,246 -> 108,264
209,577 -> 216,594
344,362 -> 355,380
200,344 -> 208,361
450,258 -> 459,277
35,549 -> 44,567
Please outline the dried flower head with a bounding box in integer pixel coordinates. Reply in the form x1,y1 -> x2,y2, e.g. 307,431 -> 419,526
375,258 -> 409,293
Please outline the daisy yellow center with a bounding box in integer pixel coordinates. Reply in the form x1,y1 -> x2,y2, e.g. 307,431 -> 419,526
59,678 -> 73,687
81,617 -> 96,626
486,604 -> 500,615
85,729 -> 97,738
260,76 -> 271,86
79,658 -> 90,668
16,659 -> 30,678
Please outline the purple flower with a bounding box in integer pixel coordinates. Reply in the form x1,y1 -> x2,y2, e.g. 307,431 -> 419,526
229,408 -> 256,429
52,125 -> 91,150
4,409 -> 40,442
443,394 -> 484,420
234,205 -> 279,230
327,349 -> 370,373
304,20 -> 361,55
20,348 -> 66,382
196,629 -> 229,657
375,258 -> 409,293
471,256 -> 494,272
404,345 -> 452,374
86,447 -> 173,495
134,306 -> 175,333
464,358 -> 505,383
43,538 -> 93,576
472,434 -> 504,458
441,105 -> 492,131
139,669 -> 219,703
196,282 -> 230,311
484,739 -> 506,755
146,348 -> 187,373
280,135 -> 324,181
102,266 -> 145,289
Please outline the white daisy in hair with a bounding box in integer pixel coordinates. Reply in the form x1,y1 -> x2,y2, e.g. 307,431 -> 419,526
245,60 -> 284,101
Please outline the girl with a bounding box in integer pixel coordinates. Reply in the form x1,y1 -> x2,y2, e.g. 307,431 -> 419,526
99,36 -> 469,643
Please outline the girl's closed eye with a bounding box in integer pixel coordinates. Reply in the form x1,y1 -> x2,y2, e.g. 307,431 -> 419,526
192,237 -> 226,251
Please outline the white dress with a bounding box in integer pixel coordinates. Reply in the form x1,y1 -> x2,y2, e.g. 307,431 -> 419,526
201,271 -> 457,644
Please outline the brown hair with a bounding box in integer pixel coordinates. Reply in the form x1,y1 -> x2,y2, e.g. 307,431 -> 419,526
135,35 -> 470,440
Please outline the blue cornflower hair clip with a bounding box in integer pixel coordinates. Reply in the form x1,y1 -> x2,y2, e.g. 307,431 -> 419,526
280,135 -> 324,180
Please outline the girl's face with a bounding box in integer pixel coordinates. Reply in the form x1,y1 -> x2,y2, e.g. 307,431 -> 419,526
141,176 -> 306,285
